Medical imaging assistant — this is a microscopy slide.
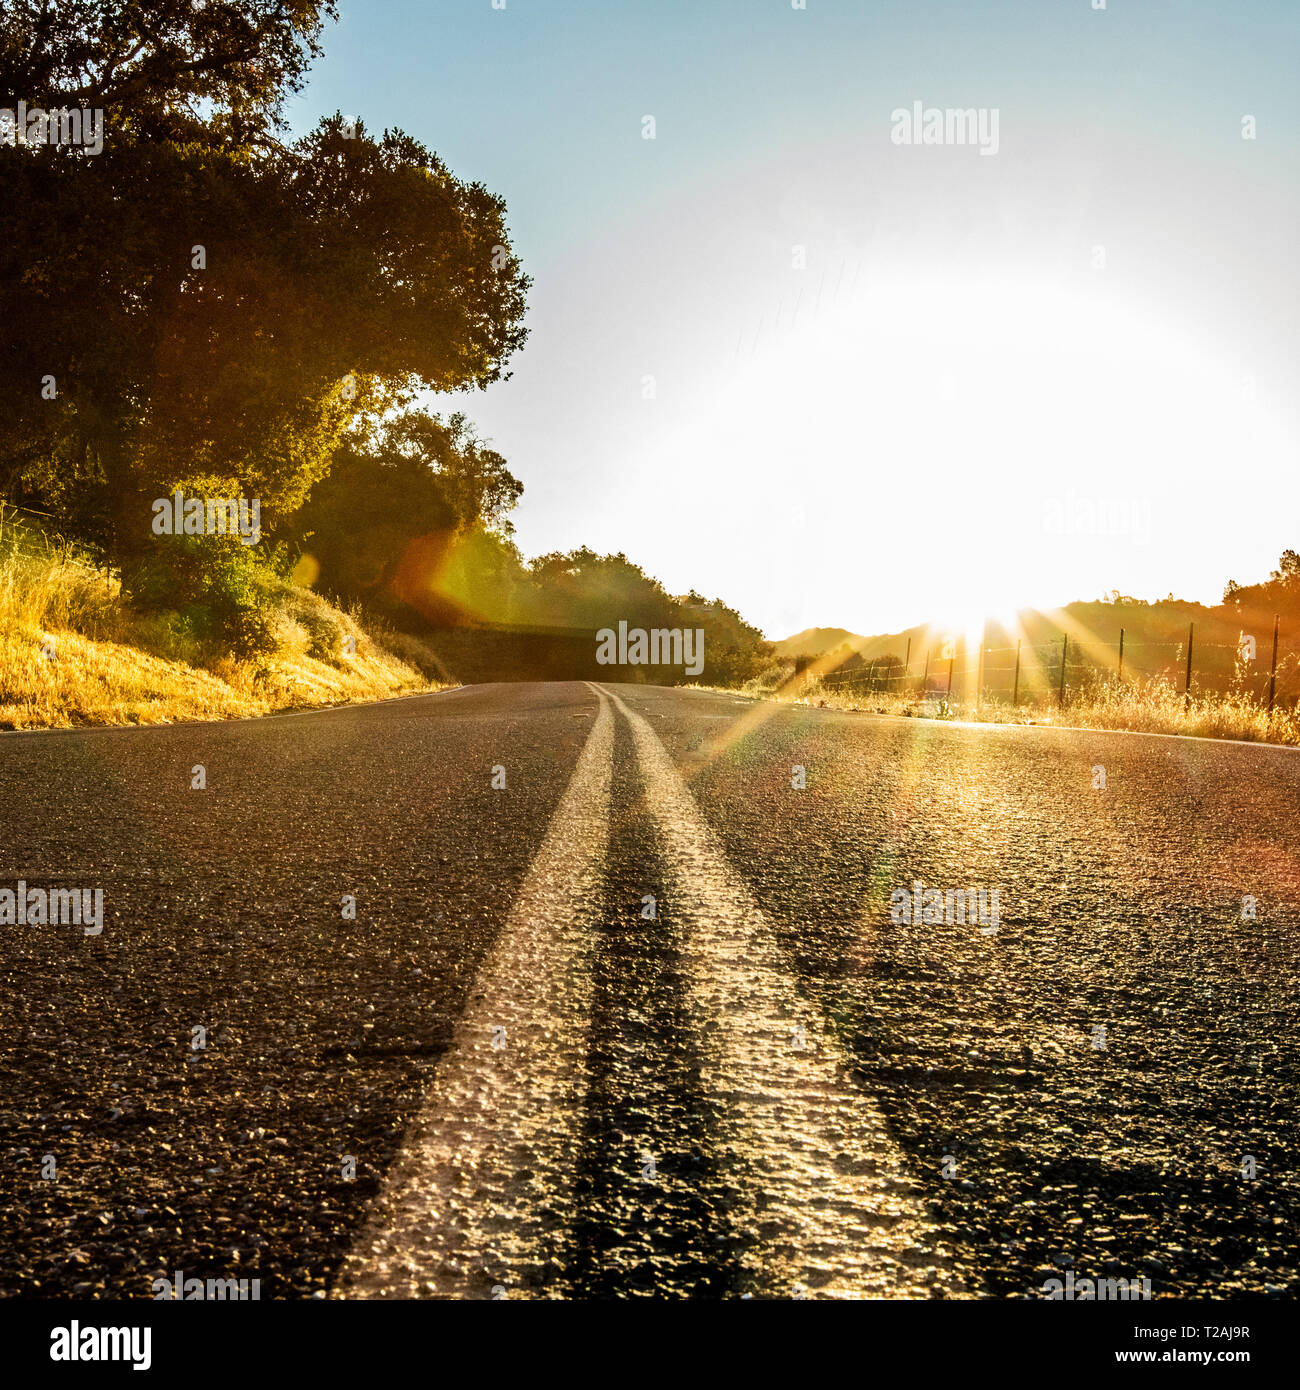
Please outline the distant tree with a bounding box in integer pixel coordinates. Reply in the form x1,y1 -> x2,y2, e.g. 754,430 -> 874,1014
378,413 -> 523,534
289,411 -> 523,605
678,589 -> 770,684
1224,548 -> 1300,613
435,525 -> 533,626
526,549 -> 679,632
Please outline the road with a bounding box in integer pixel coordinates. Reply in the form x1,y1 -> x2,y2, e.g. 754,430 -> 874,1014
1,681 -> 1297,1299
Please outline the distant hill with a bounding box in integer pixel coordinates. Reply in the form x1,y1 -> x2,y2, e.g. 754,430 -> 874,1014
773,627 -> 870,659
776,593 -> 1298,703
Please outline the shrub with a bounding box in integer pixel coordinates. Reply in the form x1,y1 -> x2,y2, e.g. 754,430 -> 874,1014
282,587 -> 349,661
127,535 -> 280,654
225,604 -> 282,661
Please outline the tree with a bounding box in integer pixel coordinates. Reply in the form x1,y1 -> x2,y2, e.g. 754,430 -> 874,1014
0,5 -> 530,575
526,549 -> 680,632
4,0 -> 336,147
289,411 -> 523,607
1224,548 -> 1300,614
1269,550 -> 1300,585
679,588 -> 771,684
378,412 -> 523,534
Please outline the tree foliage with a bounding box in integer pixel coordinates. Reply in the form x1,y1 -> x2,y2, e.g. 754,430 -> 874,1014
290,410 -> 523,604
5,0 -> 336,145
1223,549 -> 1300,613
0,4 -> 529,568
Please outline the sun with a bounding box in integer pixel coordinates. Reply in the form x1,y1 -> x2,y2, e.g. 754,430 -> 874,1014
684,275 -> 1281,637
928,599 -> 1025,650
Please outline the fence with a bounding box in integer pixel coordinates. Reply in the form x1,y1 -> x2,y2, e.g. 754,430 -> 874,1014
0,501 -> 113,582
814,620 -> 1289,715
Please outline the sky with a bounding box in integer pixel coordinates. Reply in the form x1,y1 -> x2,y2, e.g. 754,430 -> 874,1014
289,0 -> 1300,639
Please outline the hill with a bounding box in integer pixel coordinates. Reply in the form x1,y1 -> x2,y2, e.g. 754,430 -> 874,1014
773,627 -> 870,659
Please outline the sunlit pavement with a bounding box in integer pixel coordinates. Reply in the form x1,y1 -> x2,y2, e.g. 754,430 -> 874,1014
1,683 -> 1296,1298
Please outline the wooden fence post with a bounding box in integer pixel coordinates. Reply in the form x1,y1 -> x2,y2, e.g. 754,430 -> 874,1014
1184,622 -> 1194,711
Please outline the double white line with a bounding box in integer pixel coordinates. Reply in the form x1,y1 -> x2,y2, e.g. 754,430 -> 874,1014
340,684 -> 962,1298
339,690 -> 612,1298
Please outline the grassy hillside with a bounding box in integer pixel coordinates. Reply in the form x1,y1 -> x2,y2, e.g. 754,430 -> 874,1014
0,515 -> 450,730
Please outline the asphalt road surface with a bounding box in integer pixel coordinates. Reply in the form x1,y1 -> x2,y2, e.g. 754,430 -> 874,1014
1,681 -> 1297,1299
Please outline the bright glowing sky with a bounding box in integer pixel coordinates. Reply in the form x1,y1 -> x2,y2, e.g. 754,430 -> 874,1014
290,0 -> 1300,638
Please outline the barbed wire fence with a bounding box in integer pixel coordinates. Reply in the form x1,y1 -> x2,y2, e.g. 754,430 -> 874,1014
0,500 -> 115,588
811,620 -> 1289,715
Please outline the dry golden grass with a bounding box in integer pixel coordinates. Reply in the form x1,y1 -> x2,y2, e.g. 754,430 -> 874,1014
0,533 -> 451,730
699,669 -> 1300,747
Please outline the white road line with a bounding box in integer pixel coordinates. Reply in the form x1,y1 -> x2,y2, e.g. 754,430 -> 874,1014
600,684 -> 971,1299
338,685 -> 613,1299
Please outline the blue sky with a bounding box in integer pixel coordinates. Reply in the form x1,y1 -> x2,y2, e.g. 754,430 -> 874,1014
289,0 -> 1300,637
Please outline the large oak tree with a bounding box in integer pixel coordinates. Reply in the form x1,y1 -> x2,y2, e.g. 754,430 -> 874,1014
0,2 -> 530,563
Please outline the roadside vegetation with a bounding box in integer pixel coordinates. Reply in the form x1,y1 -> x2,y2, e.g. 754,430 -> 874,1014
0,509 -> 445,729
731,551 -> 1300,747
711,665 -> 1300,747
